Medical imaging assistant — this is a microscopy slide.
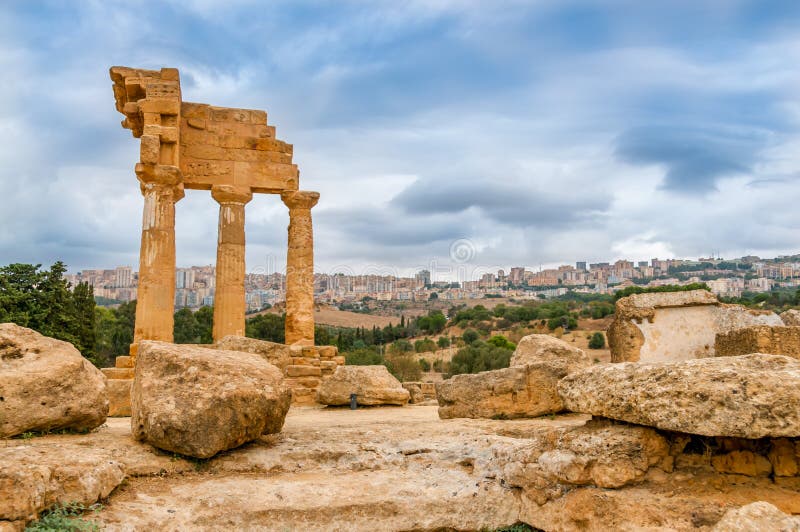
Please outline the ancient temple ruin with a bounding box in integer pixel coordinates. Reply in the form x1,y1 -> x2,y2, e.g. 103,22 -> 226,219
108,66 -> 318,354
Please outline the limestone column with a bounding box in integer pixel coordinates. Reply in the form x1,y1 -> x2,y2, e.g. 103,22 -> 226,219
132,165 -> 184,355
281,191 -> 320,346
212,185 -> 253,342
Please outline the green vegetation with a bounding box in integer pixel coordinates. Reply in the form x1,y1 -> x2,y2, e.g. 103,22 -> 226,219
448,335 -> 516,376
588,332 -> 605,349
0,262 -> 99,364
721,288 -> 800,312
437,336 -> 451,348
25,502 -> 102,531
613,282 -> 710,301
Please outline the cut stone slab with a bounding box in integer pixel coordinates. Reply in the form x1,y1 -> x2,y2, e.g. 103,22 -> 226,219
0,323 -> 108,438
316,365 -> 409,406
107,379 -> 132,417
510,334 -> 590,368
131,341 -> 291,458
715,325 -> 800,360
558,354 -> 800,438
437,362 -> 580,420
607,289 -> 782,363
215,335 -> 293,372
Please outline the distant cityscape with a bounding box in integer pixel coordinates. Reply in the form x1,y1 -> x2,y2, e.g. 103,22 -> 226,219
65,253 -> 800,311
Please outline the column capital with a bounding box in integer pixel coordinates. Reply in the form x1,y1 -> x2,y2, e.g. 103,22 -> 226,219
281,190 -> 319,210
212,184 -> 253,205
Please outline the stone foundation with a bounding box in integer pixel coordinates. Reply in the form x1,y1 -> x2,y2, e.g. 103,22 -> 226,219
101,355 -> 135,417
715,325 -> 800,359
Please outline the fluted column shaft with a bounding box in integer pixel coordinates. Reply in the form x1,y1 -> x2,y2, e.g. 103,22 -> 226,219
281,191 -> 319,346
212,185 -> 253,342
132,167 -> 184,357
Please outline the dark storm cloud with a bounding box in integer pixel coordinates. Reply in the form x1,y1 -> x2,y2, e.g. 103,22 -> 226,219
615,126 -> 768,193
392,178 -> 611,227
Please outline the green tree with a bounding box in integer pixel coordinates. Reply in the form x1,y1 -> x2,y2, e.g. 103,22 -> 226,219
462,329 -> 480,344
414,337 -> 437,353
173,308 -> 200,343
448,341 -> 513,376
437,336 -> 451,349
245,313 -> 285,343
588,332 -> 605,349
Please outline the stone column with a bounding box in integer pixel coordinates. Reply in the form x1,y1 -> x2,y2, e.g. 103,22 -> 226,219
281,191 -> 319,346
212,185 -> 253,342
132,165 -> 184,356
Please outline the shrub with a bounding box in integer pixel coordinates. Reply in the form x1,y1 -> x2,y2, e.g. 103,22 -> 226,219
414,338 -> 437,353
385,353 -> 422,382
418,358 -> 431,372
437,336 -> 451,348
448,341 -> 513,376
588,332 -> 605,349
26,502 -> 101,531
344,348 -> 384,365
462,329 -> 480,344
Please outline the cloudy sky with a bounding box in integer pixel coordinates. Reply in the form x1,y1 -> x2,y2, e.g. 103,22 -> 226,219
2,1 -> 799,281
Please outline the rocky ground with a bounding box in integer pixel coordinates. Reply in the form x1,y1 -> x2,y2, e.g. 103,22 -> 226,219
4,406 -> 799,531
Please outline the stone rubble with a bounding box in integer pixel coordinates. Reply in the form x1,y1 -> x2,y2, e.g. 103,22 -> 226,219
316,365 -> 410,406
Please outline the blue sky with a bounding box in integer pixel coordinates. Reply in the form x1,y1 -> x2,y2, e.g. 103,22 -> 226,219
1,0 -> 799,280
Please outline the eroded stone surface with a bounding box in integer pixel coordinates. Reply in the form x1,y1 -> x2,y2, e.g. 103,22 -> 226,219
0,323 -> 108,438
317,365 -> 409,406
559,354 -> 800,438
607,290 -> 781,362
782,309 -> 800,327
4,408 -> 800,531
131,341 -> 291,458
716,325 -> 800,359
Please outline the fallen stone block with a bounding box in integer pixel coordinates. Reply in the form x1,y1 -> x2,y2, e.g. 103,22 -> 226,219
607,289 -> 781,362
131,341 -> 291,458
402,382 -> 424,404
316,365 -> 409,406
715,325 -> 800,359
438,363 -> 580,420
107,379 -> 132,417
510,334 -> 589,368
215,335 -> 293,372
0,323 -> 108,438
558,353 -> 800,438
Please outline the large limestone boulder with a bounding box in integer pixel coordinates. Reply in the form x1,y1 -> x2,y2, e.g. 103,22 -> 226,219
781,309 -> 800,326
437,361 -> 585,420
509,334 -> 589,368
607,289 -> 782,362
215,335 -> 293,372
131,341 -> 291,458
558,354 -> 800,438
712,501 -> 800,531
715,325 -> 800,359
316,366 -> 409,406
436,334 -> 591,420
0,323 -> 108,438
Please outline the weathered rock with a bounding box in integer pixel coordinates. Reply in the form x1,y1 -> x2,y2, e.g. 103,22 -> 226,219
0,444 -> 124,524
437,362 -> 577,420
607,289 -> 782,362
498,421 -> 670,495
131,341 -> 291,458
781,309 -> 800,326
106,379 -> 132,417
712,501 -> 800,531
0,323 -> 107,438
402,382 -> 424,404
558,354 -> 800,438
215,335 -> 293,372
316,365 -> 409,406
509,334 -> 590,368
716,325 -> 800,359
